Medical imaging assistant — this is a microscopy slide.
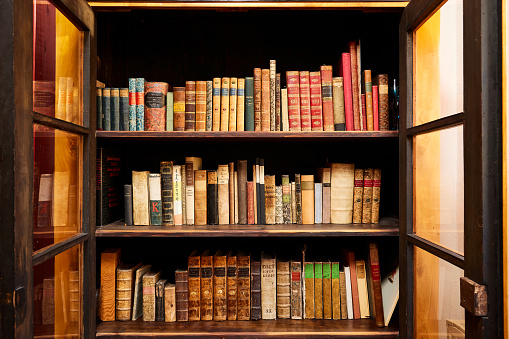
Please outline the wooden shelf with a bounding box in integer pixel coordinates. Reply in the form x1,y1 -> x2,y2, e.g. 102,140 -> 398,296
96,319 -> 399,338
96,217 -> 398,237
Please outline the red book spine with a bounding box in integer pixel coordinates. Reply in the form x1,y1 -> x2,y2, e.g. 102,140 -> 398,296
369,243 -> 385,327
144,82 -> 169,131
286,71 -> 301,131
341,53 -> 354,131
320,65 -> 334,131
299,71 -> 312,131
372,85 -> 379,131
247,181 -> 254,225
349,42 -> 361,131
309,71 -> 323,131
361,94 -> 367,131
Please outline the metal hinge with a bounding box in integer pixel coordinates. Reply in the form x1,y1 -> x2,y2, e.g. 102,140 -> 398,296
460,277 -> 488,316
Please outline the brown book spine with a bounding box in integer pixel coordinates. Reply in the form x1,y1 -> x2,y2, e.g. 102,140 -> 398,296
247,181 -> 255,224
349,41 -> 361,131
353,169 -> 364,224
276,73 -> 281,131
295,174 -> 303,224
264,175 -> 276,225
237,253 -> 251,320
220,78 -> 230,131
309,71 -> 323,131
100,248 -> 121,321
143,271 -> 162,321
195,81 -> 207,131
164,283 -> 176,322
282,175 -> 291,224
234,171 -> 239,224
200,251 -> 213,321
363,70 -> 374,131
175,270 -> 189,322
344,250 -> 361,319
361,93 -> 367,131
299,71 -> 312,131
322,262 -> 332,319
212,78 -> 221,131
332,77 -> 346,131
276,261 -> 291,319
270,60 -> 276,131
226,252 -> 238,320
207,170 -> 218,225
229,162 -> 235,224
368,243 -> 385,327
376,74 -> 389,131
371,169 -> 381,223
236,78 -> 245,131
188,251 -> 201,321
42,279 -> 55,325
301,175 -> 315,224
261,69 -> 271,131
314,262 -> 323,319
254,68 -> 262,131
213,251 -> 227,321
339,270 -> 348,319
206,80 -> 213,131
229,77 -> 238,131
132,171 -> 150,226
173,87 -> 186,131
116,263 -> 141,321
304,262 -> 314,319
290,261 -> 302,319
362,169 -> 374,224
156,278 -> 168,322
144,82 -> 169,131
217,164 -> 229,225
331,263 -> 341,320
237,160 -> 248,224
194,170 -> 207,226
320,65 -> 335,131
250,260 -> 262,320
185,81 -> 196,131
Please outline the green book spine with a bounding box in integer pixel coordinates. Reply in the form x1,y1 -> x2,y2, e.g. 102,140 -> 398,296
245,77 -> 254,131
111,88 -> 120,131
97,88 -> 103,130
119,88 -> 129,131
102,88 -> 111,131
166,92 -> 174,131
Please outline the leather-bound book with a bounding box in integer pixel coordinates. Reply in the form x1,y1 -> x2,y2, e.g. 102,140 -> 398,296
322,261 -> 332,319
290,260 -> 302,319
247,181 -> 255,224
362,169 -> 374,224
144,82 -> 168,131
341,54 -> 354,131
160,161 -> 174,226
226,250 -> 238,320
291,182 -> 297,224
342,249 -> 360,319
320,65 -> 334,131
309,71 -> 323,131
353,169 -> 364,224
339,268 -> 348,319
282,175 -> 291,224
317,168 -> 331,224
259,159 -> 265,224
200,250 -> 214,321
237,251 -> 251,320
148,173 -> 162,225
185,81 -> 196,131
120,88 -> 129,131
371,169 -> 381,223
167,91 -> 174,131
206,81 -> 213,130
135,78 -> 145,130
372,85 -> 379,131
229,77 -> 238,131
237,78 -> 245,131
348,42 -> 361,130
304,262 -> 314,319
164,283 -> 176,322
275,186 -> 283,224
96,87 -> 103,129
207,170 -> 218,225
367,242 -> 385,327
188,250 -> 201,321
212,78 -> 221,131
143,270 -> 162,321
314,183 -> 322,224
175,270 -> 189,322
270,60 -> 276,131
314,262 -> 323,319
132,171 -> 149,226
229,162 -> 235,224
124,185 -> 133,226
301,175 -> 314,224
245,77 -> 255,131
261,252 -> 276,319
194,170 -> 207,226
264,175 -> 276,225
299,71 -> 312,131
286,71 -> 301,131
261,69 -> 271,131
218,164 -> 229,225
213,250 -> 227,321
250,257 -> 262,320
186,157 -> 203,225
330,163 -> 355,224
115,262 -> 141,321
374,74 -> 389,131
276,73 -> 281,131
281,88 -> 289,131
220,77 -> 230,131
128,79 -> 136,130
276,260 -> 291,319
356,260 -> 370,319
295,174 -> 303,224
173,87 -> 186,131
254,68 -> 262,131
155,278 -> 168,321
331,262 -> 341,320
132,264 -> 151,320
237,160 -> 248,224
195,80 -> 207,131
102,87 -> 111,130
332,77 -> 346,131
173,165 -> 183,225
361,93 -> 367,131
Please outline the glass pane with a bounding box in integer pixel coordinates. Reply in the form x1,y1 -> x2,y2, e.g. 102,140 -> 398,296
414,246 -> 464,338
33,244 -> 82,338
33,0 -> 83,125
414,126 -> 464,255
414,0 -> 463,126
33,124 -> 82,252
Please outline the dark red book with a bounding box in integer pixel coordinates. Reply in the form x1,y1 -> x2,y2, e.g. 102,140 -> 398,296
361,94 -> 367,131
367,243 -> 385,327
349,41 -> 361,131
372,85 -> 379,131
320,65 -> 334,131
309,71 -> 323,131
341,53 -> 354,131
286,71 -> 301,131
247,181 -> 255,225
299,71 -> 312,131
144,82 -> 168,131
342,249 -> 361,319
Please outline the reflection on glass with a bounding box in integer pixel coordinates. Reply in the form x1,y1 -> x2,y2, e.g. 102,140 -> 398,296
34,244 -> 81,338
414,246 -> 464,338
33,0 -> 83,125
414,0 -> 463,126
414,126 -> 464,254
33,124 -> 81,252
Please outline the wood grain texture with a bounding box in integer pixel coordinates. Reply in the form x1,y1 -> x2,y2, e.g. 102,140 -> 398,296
100,248 -> 121,321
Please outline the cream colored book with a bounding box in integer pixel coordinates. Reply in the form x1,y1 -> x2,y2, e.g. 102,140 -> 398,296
212,78 -> 221,131
330,163 -> 355,224
220,77 -> 230,131
165,283 -> 176,322
132,171 -> 150,225
261,251 -> 277,319
185,157 -> 203,225
173,166 -> 183,225
229,77 -> 238,131
281,88 -> 289,131
218,164 -> 229,224
356,260 -> 370,318
236,78 -> 245,131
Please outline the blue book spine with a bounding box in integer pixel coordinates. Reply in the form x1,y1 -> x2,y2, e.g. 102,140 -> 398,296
96,87 -> 103,130
245,77 -> 254,131
102,88 -> 111,131
314,183 -> 322,224
119,88 -> 129,131
128,78 -> 137,131
110,88 -> 120,131
166,92 -> 174,131
135,78 -> 145,131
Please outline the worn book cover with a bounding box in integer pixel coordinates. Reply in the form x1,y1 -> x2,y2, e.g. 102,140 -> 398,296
362,169 -> 374,224
212,250 -> 227,321
375,74 -> 389,131
301,175 -> 314,225
320,65 -> 334,131
188,250 -> 201,321
175,270 -> 189,322
237,160 -> 248,224
201,250 -> 214,321
348,42 -> 361,131
42,278 -> 55,325
195,80 -> 207,131
281,88 -> 289,131
254,68 -> 262,131
261,69 -> 271,131
124,185 -> 133,226
116,262 -> 142,321
344,266 -> 354,319
286,71 -> 301,131
207,170 -> 218,225
132,264 -> 151,320
135,78 -> 145,131
173,87 -> 186,131
322,261 -> 332,319
144,82 -> 168,131
342,249 -> 360,319
97,86 -> 103,130
331,262 -> 341,320
317,168 -> 331,224
371,169 -> 381,224
185,81 -> 196,131
218,164 -> 229,225
166,91 -> 174,131
220,77 -> 230,131
143,270 -> 162,321
314,262 -> 323,319
261,252 -> 277,319
291,182 -> 297,224
132,171 -> 149,226
330,163 -> 355,224
299,71 -> 312,131
295,174 -> 303,224
164,283 -> 176,322
148,173 -> 162,225
212,78 -> 221,131
229,162 -> 235,224
119,88 -> 129,131
270,60 -> 276,131
245,77 -> 255,131
155,278 -> 168,321
332,77 -> 346,131
309,71 -> 323,131
100,248 -> 121,322
276,260 -> 291,319
237,251 -> 251,320
282,175 -> 291,224
314,183 -> 322,224
356,260 -> 370,319
128,79 -> 136,130
185,157 -> 203,225
276,73 -> 281,130
97,148 -> 122,226
160,161 -> 174,226
229,77 -> 238,131
226,251 -> 238,320
372,85 -> 379,131
102,87 -> 111,130
353,169 -> 364,224
250,257 -> 262,320
340,53 -> 354,131
264,175 -> 276,225
290,260 -> 302,319
367,242 -> 385,327
339,269 -> 348,319
304,262 -> 314,319
172,165 -> 183,225
237,78 -> 245,131
275,186 -> 283,224
194,170 -> 207,226
247,181 -> 255,224
362,70 -> 374,131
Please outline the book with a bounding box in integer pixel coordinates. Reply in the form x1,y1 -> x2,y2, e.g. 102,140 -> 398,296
173,87 -> 186,131
363,70 -> 374,131
164,283 -> 176,322
220,77 -> 230,131
342,249 -> 360,319
132,171 -> 150,226
314,183 -> 322,224
97,87 -> 103,129
188,250 -> 201,321
286,71 -> 301,131
331,262 -> 341,320
237,251 -> 251,320
373,85 -> 379,131
166,91 -> 174,131
250,257 -> 261,320
309,71 -> 323,131
207,81 -> 213,130
367,243 -> 385,327
282,175 -> 291,224
349,42 -> 361,130
382,266 -> 399,326
135,78 -> 144,131
245,77 -> 255,131
320,65 -> 334,131
322,261 -> 332,319
259,159 -> 265,224
237,160 -> 248,224
343,266 -> 353,319
357,41 -> 362,129
356,260 -> 370,318
276,260 -> 291,319
175,270 -> 189,322
132,264 -> 151,320
253,68 -> 262,131
160,161 -> 174,226
290,260 -> 302,319
96,149 -> 122,226
270,60 -> 276,131
173,165 -> 183,225
237,78 -> 245,131
247,181 -> 255,224
100,248 -> 121,321
229,77 -> 238,131
42,278 -> 55,325
144,82 -> 168,131
299,71 -> 312,131
119,88 -> 129,131
143,271 -> 162,321
341,53 -> 354,131
200,250 -> 214,321
101,87 -> 111,131
338,269 -> 348,319
185,81 -> 196,131
275,186 -> 283,224
213,250 -> 227,321
182,170 -> 187,226
281,88 -> 289,131
291,182 -> 297,224
52,171 -> 69,227
226,251 -> 238,320
148,173 -> 162,225
314,262 -> 323,319
229,162 -> 235,224
295,174 -> 303,224
234,171 -> 239,224
372,169 -> 381,223
194,170 -> 207,225
253,165 -> 258,225
264,175 -> 276,225
116,262 -> 143,321
155,278 -> 168,321
261,252 -> 276,319
276,73 -> 281,131
128,79 -> 136,130
332,77 -> 346,131
195,80 -> 207,131
185,157 -> 203,225
301,175 -> 314,224
69,271 -> 79,322
374,74 -> 389,131
353,169 -> 364,224
318,168 -> 331,224
330,163 -> 355,224
362,169 -> 374,224
207,170 -> 218,225
212,78 -> 221,131
261,69 -> 270,131
304,262 -> 314,319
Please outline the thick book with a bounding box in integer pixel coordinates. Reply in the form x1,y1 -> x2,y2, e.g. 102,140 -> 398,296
175,270 -> 189,322
247,181 -> 255,224
250,258 -> 262,320
372,169 -> 381,223
276,260 -> 291,319
356,260 -> 370,318
194,170 -> 207,225
301,175 -> 314,225
195,80 -> 207,131
164,283 -> 176,322
330,163 -> 355,224
173,165 -> 183,225
207,170 -> 218,225
213,250 -> 227,321
237,251 -> 251,320
102,87 -> 111,131
229,77 -> 238,131
156,278 -> 168,321
132,171 -> 150,226
143,270 -> 162,321
229,163 -> 235,224
173,87 -> 186,131
286,71 -> 301,131
362,169 -> 374,224
253,68 -> 262,131
367,243 -> 385,327
200,250 -> 214,321
281,88 -> 289,131
128,79 -> 136,130
344,265 -> 354,319
374,74 -> 389,131
97,87 -> 103,130
353,169 -> 364,224
341,53 -> 354,131
317,168 -> 331,224
295,174 -> 303,224
282,175 -> 291,224
188,250 -> 201,321
185,81 -> 196,131
220,77 -> 230,131
212,78 -> 221,131
342,249 -> 361,319
135,78 -> 145,131
314,262 -> 323,319
148,173 -> 162,225
186,157 -> 203,225
332,77 -> 346,131
160,161 -> 174,226
119,88 -> 129,131
290,260 -> 302,319
261,252 -> 276,319
349,42 -> 361,131
320,65 -> 334,131
264,175 -> 276,225
275,186 -> 283,224
331,262 -> 341,320
299,71 -> 312,131
237,160 -> 248,224
276,73 -> 281,131
322,261 -> 332,319
309,71 -> 323,131
304,262 -> 314,319
372,85 -> 379,131
116,262 -> 142,321
132,264 -> 151,320
261,69 -> 271,131
270,60 -> 276,131
218,164 -> 229,225
382,266 -> 399,326
237,78 -> 245,131
99,248 -> 121,321
363,70 -> 374,131
166,91 -> 174,131
314,183 -> 322,224
144,82 -> 168,131
96,148 -> 122,226
226,251 -> 238,320
245,77 -> 255,131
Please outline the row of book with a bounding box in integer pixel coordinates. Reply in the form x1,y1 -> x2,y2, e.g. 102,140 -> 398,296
33,78 -> 80,124
125,157 -> 381,226
99,245 -> 399,326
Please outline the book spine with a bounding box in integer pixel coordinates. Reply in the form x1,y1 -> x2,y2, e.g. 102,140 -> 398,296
207,171 -> 218,225
309,71 -> 323,131
161,161 -> 174,226
275,186 -> 283,224
237,255 -> 251,320
254,68 -> 262,131
330,163 -> 355,224
322,168 -> 331,224
253,165 -> 258,225
132,171 -> 150,226
195,81 -> 207,131
363,70 -> 374,131
227,254 -> 238,320
286,71 -> 301,131
194,170 -> 207,226
102,88 -> 111,131
229,163 -> 235,224
362,169 -> 374,224
57,77 -> 66,121
185,159 -> 195,225
119,88 -> 129,131
247,181 -> 255,224
349,42 -> 361,131
353,169 -> 364,224
314,183 -> 322,224
155,280 -> 167,322
250,260 -> 262,320
320,65 -> 334,131
42,279 -> 55,325
238,160 -> 248,224
100,249 -> 121,321
218,165 -> 229,225
276,73 -> 281,131
282,175 -> 291,224
148,174 -> 162,225
201,255 -> 214,321
281,88 -> 289,131
261,255 -> 276,319
167,92 -> 174,131
264,175 -> 276,225
213,255 -> 227,321
220,78 -> 230,131
270,60 -> 276,131
175,271 -> 189,322
361,94 -> 367,131
173,87 -> 186,131
261,69 -> 271,131
291,182 -> 296,224
128,79 -> 136,131
188,254 -> 201,321
332,77 -> 346,131
182,169 -> 187,226
331,263 -> 341,320
115,268 -> 133,321
135,78 -> 145,131
66,77 -> 74,122
377,74 -> 389,131
299,71 -> 312,131
323,262 -> 332,319
165,284 -> 176,322
276,261 -> 291,319
173,166 -> 183,225
212,78 -> 221,131
295,174 -> 303,224
372,85 -> 379,131
368,243 -> 385,327
301,175 -> 314,224
341,54 -> 354,131
185,81 -> 196,131
347,253 -> 361,319
304,262 -> 314,319
206,80 -> 213,131
69,271 -> 79,322
340,270 -> 348,319
371,169 -> 381,223
229,78 -> 238,131
290,261 -> 302,319
314,262 -> 323,319
144,82 -> 168,131
259,160 -> 265,224
356,260 -> 370,319
124,185 -> 133,226
237,78 -> 245,131
97,87 -> 103,130
245,77 -> 255,131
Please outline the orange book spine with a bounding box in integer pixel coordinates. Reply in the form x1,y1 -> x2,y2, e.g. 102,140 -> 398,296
195,81 -> 207,131
320,65 -> 334,131
261,69 -> 270,131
